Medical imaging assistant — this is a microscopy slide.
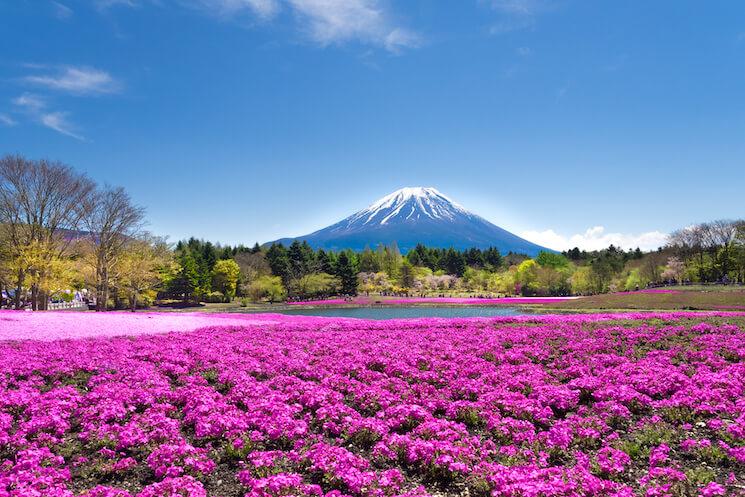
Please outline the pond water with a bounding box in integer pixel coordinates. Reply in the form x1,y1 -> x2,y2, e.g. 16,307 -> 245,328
274,306 -> 529,320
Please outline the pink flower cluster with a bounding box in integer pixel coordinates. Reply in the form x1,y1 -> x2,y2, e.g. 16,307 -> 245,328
0,310 -> 290,341
0,312 -> 743,496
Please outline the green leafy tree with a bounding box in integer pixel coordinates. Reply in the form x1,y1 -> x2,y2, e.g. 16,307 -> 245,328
442,248 -> 466,276
624,268 -> 644,291
464,248 -> 485,268
358,247 -> 380,272
181,238 -> 217,295
489,268 -> 516,295
379,243 -> 402,278
536,266 -> 571,296
463,267 -> 491,292
589,258 -> 615,293
408,244 -> 438,269
117,236 -> 173,311
248,275 -> 286,303
570,266 -> 594,295
290,272 -> 340,299
219,246 -> 233,260
335,251 -> 358,295
212,259 -> 240,302
200,240 -> 218,270
399,260 -> 416,289
565,247 -> 583,261
516,259 -> 539,295
483,247 -> 503,269
535,251 -> 569,269
316,249 -> 336,274
170,251 -> 201,303
266,243 -> 292,285
288,240 -> 316,279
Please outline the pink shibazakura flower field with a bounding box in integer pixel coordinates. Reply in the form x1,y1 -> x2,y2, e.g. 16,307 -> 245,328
0,311 -> 290,341
1,312 -> 744,497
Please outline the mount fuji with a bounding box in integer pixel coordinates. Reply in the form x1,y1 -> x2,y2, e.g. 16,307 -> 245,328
270,187 -> 552,256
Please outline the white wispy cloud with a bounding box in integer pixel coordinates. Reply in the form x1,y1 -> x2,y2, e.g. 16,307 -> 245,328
244,0 -> 280,18
489,19 -> 533,35
95,0 -> 418,52
383,28 -> 420,53
52,1 -> 74,20
13,64 -> 118,140
490,0 -> 545,16
0,114 -> 17,126
13,93 -> 46,112
190,0 -> 280,18
286,0 -> 419,52
24,66 -> 120,95
487,0 -> 553,35
94,0 -> 138,9
520,226 -> 669,252
40,112 -> 85,140
12,93 -> 85,140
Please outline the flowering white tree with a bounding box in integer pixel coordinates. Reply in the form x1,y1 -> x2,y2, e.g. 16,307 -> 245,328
661,256 -> 685,285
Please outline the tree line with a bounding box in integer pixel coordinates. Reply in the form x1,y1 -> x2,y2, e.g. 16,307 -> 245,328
668,220 -> 745,284
223,225 -> 745,300
3,155 -> 743,309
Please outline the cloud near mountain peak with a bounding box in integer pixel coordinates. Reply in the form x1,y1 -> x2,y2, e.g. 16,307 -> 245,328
520,226 -> 669,252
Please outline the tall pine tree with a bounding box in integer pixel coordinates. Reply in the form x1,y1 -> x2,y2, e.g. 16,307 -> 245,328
266,243 -> 292,285
170,251 -> 200,303
335,251 -> 358,295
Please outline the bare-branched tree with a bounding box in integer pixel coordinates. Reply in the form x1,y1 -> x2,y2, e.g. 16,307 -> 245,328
668,219 -> 745,283
0,155 -> 94,309
235,251 -> 271,294
704,220 -> 740,280
84,186 -> 145,311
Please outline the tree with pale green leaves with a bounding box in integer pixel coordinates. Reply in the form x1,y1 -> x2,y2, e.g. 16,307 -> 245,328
290,272 -> 340,299
248,275 -> 286,303
516,259 -> 539,295
535,251 -> 569,269
399,260 -> 416,289
212,258 -> 240,302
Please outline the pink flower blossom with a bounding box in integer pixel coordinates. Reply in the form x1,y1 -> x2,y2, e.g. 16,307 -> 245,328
0,311 -> 742,497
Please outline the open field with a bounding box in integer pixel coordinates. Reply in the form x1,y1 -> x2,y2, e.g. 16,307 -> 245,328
548,287 -> 745,312
1,312 -> 743,496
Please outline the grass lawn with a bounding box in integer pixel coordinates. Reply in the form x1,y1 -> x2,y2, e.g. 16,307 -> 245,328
153,286 -> 745,314
549,286 -> 745,311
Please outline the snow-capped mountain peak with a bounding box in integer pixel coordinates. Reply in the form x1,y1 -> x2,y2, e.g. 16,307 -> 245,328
348,186 -> 470,227
269,186 -> 552,256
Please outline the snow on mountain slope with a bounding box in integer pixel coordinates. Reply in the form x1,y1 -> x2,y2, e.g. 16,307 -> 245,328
270,187 -> 553,256
342,187 -> 470,227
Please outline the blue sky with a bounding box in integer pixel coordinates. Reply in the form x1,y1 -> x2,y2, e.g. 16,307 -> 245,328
1,1 -> 744,251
